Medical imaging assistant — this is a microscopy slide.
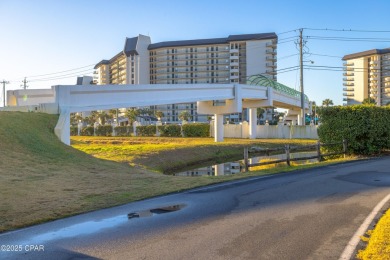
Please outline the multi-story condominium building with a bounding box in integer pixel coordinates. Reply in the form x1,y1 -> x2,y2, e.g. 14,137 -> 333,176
94,33 -> 278,122
342,48 -> 390,106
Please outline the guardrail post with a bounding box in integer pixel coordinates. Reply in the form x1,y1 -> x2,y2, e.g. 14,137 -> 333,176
285,144 -> 290,166
316,140 -> 321,162
342,139 -> 347,158
244,147 -> 249,172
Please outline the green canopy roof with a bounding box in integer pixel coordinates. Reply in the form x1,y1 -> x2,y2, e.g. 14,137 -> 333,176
246,74 -> 309,102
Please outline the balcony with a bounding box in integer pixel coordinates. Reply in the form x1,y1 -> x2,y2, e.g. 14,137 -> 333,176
369,60 -> 378,65
266,70 -> 277,75
343,62 -> 354,66
230,75 -> 239,80
343,72 -> 354,76
343,77 -> 354,81
230,61 -> 239,66
343,67 -> 354,71
230,69 -> 239,73
266,62 -> 277,68
266,56 -> 276,62
343,83 -> 354,86
230,49 -> 239,53
266,42 -> 277,48
343,87 -> 354,91
266,49 -> 277,55
343,93 -> 354,97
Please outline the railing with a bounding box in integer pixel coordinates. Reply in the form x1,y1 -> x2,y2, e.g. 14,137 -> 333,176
242,139 -> 348,172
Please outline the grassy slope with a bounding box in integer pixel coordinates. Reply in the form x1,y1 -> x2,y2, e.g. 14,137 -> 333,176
0,112 -> 150,231
0,112 -> 350,233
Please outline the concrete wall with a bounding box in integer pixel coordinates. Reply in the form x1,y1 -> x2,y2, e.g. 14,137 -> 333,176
7,89 -> 55,107
246,40 -> 267,76
136,34 -> 151,84
211,123 -> 318,139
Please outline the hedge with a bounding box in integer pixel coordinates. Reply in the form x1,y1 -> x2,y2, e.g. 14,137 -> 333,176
70,126 -> 78,136
115,126 -> 131,136
317,105 -> 390,155
159,124 -> 181,137
136,125 -> 156,136
81,126 -> 94,136
182,123 -> 210,137
96,125 -> 113,136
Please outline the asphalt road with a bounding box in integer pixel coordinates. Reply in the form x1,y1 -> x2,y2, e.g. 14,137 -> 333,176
1,157 -> 390,260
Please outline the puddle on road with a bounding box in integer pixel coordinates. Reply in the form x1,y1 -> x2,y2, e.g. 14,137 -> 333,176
128,204 -> 186,219
173,152 -> 317,177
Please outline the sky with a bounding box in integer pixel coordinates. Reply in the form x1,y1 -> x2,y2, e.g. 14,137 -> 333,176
1,0 -> 390,107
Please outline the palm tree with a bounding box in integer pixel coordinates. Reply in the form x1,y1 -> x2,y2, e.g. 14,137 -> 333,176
70,113 -> 83,126
322,99 -> 334,107
362,98 -> 375,105
97,111 -> 111,125
155,110 -> 164,121
257,108 -> 265,120
178,110 -> 191,122
126,108 -> 140,126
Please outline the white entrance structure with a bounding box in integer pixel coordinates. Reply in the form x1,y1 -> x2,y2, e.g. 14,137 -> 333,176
47,83 -> 310,145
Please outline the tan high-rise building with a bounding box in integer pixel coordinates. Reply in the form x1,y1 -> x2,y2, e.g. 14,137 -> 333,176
94,33 -> 277,122
342,48 -> 390,106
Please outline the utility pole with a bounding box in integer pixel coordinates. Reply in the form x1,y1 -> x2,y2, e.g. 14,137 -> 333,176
299,28 -> 305,126
1,80 -> 10,107
21,77 -> 28,90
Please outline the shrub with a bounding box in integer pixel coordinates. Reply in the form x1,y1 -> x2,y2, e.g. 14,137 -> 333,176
159,124 -> 182,137
182,123 -> 210,137
136,125 -> 156,136
115,126 -> 130,136
81,126 -> 94,136
70,126 -> 78,136
317,105 -> 390,155
96,125 -> 113,136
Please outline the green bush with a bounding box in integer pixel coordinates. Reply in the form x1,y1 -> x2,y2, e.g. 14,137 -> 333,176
182,123 -> 210,137
96,125 -> 113,136
136,125 -> 156,136
159,124 -> 182,137
70,126 -> 78,136
318,105 -> 390,155
115,126 -> 130,136
81,126 -> 94,136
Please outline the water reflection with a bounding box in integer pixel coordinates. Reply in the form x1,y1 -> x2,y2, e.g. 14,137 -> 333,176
174,151 -> 317,177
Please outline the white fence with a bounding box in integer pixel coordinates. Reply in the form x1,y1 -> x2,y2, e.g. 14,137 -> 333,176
211,122 -> 318,139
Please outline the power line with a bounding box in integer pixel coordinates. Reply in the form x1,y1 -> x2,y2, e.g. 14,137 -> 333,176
306,35 -> 390,42
304,28 -> 390,33
277,29 -> 300,35
26,63 -> 95,78
29,69 -> 94,82
309,53 -> 342,59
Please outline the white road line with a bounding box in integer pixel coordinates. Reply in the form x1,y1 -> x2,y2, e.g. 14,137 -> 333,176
339,192 -> 390,260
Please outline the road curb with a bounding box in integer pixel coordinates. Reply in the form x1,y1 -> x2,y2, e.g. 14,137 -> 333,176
339,193 -> 390,260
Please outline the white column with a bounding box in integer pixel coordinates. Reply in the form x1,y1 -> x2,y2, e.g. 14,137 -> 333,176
214,114 -> 224,142
214,163 -> 224,176
297,114 -> 302,126
248,108 -> 257,139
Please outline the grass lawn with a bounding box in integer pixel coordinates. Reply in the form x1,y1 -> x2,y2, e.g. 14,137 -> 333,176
357,208 -> 390,259
71,136 -> 316,173
0,112 -> 355,233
